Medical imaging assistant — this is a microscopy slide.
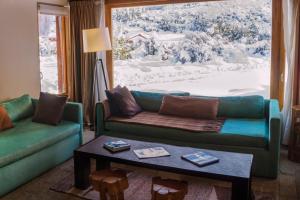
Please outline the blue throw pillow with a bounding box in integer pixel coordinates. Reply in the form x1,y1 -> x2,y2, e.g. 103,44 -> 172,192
131,91 -> 190,112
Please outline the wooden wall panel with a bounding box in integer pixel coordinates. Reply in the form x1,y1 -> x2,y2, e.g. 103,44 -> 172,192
271,0 -> 284,106
105,0 -> 220,8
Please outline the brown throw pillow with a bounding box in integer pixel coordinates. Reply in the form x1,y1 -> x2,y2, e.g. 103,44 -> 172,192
0,106 -> 14,131
32,92 -> 67,125
159,95 -> 219,120
105,85 -> 122,115
116,86 -> 142,116
107,86 -> 142,117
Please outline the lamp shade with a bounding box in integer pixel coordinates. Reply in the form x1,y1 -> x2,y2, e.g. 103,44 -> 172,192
82,27 -> 112,53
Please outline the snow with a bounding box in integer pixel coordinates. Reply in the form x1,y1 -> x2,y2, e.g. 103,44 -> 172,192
114,57 -> 270,97
40,55 -> 58,94
156,33 -> 185,41
39,15 -> 59,94
112,0 -> 272,97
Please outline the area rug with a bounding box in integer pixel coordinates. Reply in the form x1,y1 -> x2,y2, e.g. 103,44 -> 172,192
50,168 -> 275,200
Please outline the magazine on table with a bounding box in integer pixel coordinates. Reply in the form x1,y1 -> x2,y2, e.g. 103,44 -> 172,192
133,147 -> 170,159
182,151 -> 219,167
103,140 -> 131,152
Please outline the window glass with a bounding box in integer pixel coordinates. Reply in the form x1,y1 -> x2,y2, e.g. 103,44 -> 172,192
112,0 -> 272,97
39,14 -> 59,93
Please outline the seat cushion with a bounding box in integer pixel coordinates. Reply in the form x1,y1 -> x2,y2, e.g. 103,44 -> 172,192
220,118 -> 268,147
105,117 -> 268,148
0,118 -> 80,167
108,112 -> 224,132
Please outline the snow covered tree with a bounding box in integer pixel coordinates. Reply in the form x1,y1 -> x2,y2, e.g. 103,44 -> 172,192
144,38 -> 158,56
113,37 -> 132,60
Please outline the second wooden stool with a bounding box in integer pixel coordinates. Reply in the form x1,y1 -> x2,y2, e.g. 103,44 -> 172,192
151,177 -> 188,200
89,169 -> 129,200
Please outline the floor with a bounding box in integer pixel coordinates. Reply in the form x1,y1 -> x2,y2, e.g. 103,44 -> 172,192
1,130 -> 300,200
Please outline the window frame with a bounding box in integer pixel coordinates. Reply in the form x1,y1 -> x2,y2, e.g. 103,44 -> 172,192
105,0 -> 284,105
37,3 -> 70,95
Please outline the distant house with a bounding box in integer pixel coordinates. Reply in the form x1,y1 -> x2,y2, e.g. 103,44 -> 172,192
126,33 -> 151,44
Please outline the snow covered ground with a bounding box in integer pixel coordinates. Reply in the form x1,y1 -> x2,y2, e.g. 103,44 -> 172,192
39,14 -> 59,94
40,55 -> 58,94
112,0 -> 272,97
114,57 -> 270,97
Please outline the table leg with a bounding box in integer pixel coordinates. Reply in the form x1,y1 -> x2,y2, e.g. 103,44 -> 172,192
231,178 -> 251,200
96,159 -> 110,170
74,151 -> 91,189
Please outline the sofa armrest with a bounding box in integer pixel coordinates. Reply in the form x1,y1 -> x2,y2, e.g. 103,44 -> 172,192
268,99 -> 282,173
95,100 -> 111,137
62,102 -> 83,123
32,98 -> 83,123
63,102 -> 83,144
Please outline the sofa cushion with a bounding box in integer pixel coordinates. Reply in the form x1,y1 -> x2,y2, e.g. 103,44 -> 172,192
191,95 -> 265,118
105,117 -> 268,148
218,96 -> 265,118
131,91 -> 190,112
108,111 -> 224,132
159,96 -> 219,119
0,106 -> 14,131
115,86 -> 142,116
105,85 -> 122,115
32,92 -> 67,125
221,118 -> 268,138
0,118 -> 80,167
1,95 -> 34,122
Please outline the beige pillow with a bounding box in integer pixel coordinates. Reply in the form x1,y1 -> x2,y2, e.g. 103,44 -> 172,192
159,95 -> 219,120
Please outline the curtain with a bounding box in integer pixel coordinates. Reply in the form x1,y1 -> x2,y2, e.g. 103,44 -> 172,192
68,0 -> 99,125
56,16 -> 70,94
282,0 -> 300,145
95,0 -> 110,102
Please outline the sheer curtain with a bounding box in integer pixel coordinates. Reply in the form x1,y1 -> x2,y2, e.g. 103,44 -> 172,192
282,0 -> 300,145
95,0 -> 110,102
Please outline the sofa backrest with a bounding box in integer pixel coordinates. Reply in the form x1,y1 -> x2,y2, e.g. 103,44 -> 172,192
215,95 -> 265,118
0,94 -> 34,122
131,90 -> 266,119
189,95 -> 266,119
131,91 -> 190,112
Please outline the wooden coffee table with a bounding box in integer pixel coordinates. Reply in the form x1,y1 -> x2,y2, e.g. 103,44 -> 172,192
74,135 -> 253,200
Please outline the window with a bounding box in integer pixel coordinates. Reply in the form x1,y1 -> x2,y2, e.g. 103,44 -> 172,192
111,0 -> 273,98
38,4 -> 69,94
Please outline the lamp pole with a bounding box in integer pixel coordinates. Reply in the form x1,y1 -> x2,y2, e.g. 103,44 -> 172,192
98,58 -> 108,90
94,58 -> 108,103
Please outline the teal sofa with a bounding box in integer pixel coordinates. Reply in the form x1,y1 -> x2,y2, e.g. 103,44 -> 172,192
0,95 -> 83,196
96,91 -> 282,178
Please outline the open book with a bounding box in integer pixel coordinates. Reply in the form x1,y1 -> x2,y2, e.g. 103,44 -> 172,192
134,147 -> 170,159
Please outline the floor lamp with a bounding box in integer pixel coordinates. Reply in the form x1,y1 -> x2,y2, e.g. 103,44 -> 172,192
82,27 -> 112,102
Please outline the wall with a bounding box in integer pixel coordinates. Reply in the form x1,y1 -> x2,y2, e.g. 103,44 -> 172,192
0,0 -> 67,101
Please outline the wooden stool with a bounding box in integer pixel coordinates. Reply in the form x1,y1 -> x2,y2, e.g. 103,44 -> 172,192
89,169 -> 129,200
151,177 -> 188,200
